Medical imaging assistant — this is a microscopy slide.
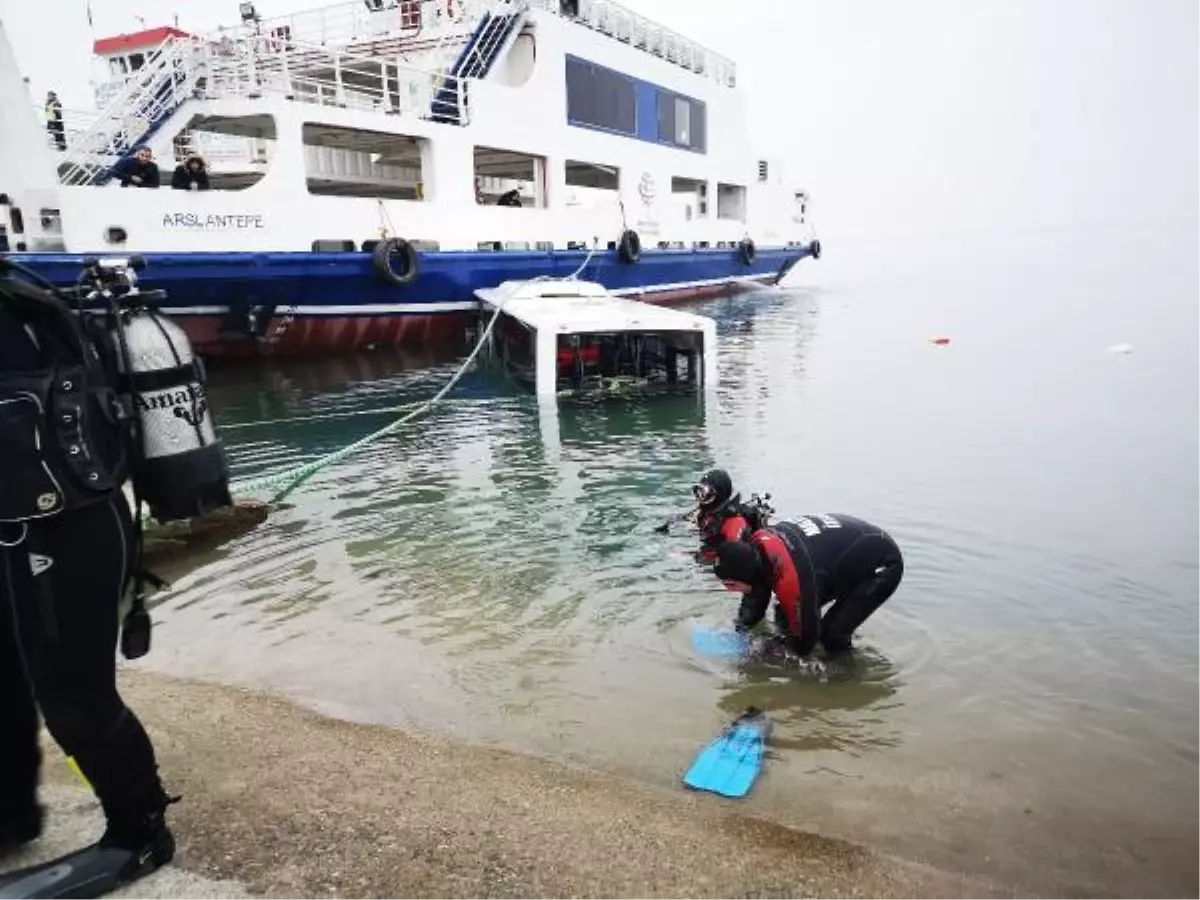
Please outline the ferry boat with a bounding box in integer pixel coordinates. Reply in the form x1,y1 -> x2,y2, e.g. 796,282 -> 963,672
0,0 -> 820,357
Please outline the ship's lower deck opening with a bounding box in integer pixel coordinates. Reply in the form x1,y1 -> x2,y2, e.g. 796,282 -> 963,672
474,146 -> 546,208
302,123 -> 426,200
172,114 -> 277,191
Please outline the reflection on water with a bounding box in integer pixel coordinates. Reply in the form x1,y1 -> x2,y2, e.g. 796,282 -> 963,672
139,230 -> 1198,898
715,646 -> 906,754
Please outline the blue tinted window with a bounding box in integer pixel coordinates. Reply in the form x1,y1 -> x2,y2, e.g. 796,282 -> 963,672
566,57 -> 636,135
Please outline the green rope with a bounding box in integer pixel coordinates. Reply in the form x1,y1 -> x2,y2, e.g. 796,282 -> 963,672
224,248 -> 601,506
228,298 -> 509,504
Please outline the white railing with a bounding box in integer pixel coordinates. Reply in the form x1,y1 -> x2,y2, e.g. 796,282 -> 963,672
199,37 -> 468,123
233,0 -> 736,86
531,0 -> 736,87
215,0 -> 486,56
58,36 -> 206,186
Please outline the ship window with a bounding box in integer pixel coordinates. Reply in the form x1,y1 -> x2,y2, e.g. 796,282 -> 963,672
474,146 -> 546,208
656,89 -> 706,152
399,0 -> 421,29
129,53 -> 145,71
565,159 -> 619,191
671,176 -> 706,219
717,183 -> 747,221
674,97 -> 690,144
175,113 -> 277,191
565,56 -> 635,135
303,123 -> 426,200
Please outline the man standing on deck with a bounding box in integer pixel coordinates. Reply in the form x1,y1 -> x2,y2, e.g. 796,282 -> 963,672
713,514 -> 904,656
44,91 -> 65,151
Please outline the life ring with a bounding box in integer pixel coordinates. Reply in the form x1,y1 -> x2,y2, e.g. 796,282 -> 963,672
373,237 -> 419,286
738,237 -> 756,265
810,239 -> 822,259
618,229 -> 641,264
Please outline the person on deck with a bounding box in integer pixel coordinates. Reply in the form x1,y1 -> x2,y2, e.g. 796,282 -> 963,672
44,91 -> 65,151
713,514 -> 904,656
113,146 -> 160,188
171,154 -> 210,191
692,468 -> 766,561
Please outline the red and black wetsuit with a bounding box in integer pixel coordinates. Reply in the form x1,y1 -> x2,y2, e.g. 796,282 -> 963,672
696,496 -> 757,560
736,514 -> 904,655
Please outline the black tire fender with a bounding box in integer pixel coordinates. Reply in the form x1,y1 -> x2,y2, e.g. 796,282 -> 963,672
618,229 -> 641,264
738,237 -> 757,265
373,237 -> 420,286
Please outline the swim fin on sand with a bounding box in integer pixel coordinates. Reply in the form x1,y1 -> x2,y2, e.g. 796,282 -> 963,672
682,707 -> 772,799
0,841 -> 162,899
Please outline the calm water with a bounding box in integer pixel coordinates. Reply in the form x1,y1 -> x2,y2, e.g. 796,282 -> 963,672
138,226 -> 1198,897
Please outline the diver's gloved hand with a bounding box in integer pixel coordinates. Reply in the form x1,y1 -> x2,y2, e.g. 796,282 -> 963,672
789,655 -> 828,678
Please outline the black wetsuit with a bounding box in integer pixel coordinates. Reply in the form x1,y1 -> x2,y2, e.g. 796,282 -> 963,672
0,300 -> 170,844
736,514 -> 904,655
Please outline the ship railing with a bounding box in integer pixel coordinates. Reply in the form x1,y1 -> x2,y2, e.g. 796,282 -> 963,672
57,36 -> 208,186
199,37 -> 469,124
212,0 -> 490,60
530,0 -> 736,87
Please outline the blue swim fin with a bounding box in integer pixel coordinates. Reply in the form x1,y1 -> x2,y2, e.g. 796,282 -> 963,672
682,707 -> 771,798
690,623 -> 751,660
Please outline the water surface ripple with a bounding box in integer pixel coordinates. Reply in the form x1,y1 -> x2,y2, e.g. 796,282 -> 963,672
143,228 -> 1198,898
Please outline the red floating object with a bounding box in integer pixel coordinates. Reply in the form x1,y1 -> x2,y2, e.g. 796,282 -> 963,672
930,336 -> 951,346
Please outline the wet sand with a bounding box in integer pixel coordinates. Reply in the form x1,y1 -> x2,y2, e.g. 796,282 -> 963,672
6,670 -> 1006,899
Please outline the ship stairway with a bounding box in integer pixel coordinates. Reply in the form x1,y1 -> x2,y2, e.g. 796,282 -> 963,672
430,0 -> 528,125
58,37 -> 203,186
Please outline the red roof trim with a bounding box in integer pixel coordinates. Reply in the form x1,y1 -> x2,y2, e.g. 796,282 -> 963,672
93,26 -> 191,55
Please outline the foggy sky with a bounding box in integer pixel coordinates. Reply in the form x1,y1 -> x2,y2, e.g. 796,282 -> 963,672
2,0 -> 1196,237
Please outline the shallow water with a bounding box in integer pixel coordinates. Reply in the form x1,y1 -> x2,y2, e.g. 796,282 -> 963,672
138,225 -> 1198,897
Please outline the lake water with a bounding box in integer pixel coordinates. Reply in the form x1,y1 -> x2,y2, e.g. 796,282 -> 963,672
136,225 -> 1199,897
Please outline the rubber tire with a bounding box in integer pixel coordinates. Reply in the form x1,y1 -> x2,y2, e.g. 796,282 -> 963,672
373,237 -> 420,286
738,238 -> 757,266
810,239 -> 822,260
618,229 -> 641,265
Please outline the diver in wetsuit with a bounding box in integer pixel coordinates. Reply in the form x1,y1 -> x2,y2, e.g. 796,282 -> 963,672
713,514 -> 904,655
0,262 -> 176,888
692,469 -> 767,561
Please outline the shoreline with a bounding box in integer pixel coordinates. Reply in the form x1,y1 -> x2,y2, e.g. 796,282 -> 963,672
6,669 -> 1003,899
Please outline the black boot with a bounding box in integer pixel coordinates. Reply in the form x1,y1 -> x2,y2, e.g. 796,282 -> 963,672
95,780 -> 178,887
0,803 -> 43,854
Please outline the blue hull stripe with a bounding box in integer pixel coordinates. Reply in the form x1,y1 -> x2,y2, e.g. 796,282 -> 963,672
8,245 -> 811,316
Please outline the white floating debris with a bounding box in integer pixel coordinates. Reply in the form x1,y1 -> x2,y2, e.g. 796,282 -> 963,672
1107,343 -> 1134,355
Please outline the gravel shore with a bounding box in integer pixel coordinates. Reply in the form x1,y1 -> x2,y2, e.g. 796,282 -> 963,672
3,670 -> 1002,898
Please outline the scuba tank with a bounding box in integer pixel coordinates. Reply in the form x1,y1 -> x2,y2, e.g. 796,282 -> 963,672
80,257 -> 231,523
80,257 -> 232,660
110,299 -> 231,522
